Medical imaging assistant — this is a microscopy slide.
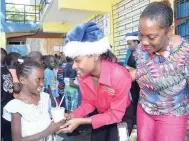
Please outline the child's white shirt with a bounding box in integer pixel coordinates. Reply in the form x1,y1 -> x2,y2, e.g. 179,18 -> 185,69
3,92 -> 53,141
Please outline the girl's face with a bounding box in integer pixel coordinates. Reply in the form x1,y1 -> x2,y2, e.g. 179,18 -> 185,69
72,56 -> 99,77
138,17 -> 171,54
20,68 -> 44,95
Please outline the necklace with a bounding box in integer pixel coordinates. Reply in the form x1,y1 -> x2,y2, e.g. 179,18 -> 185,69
145,39 -> 174,64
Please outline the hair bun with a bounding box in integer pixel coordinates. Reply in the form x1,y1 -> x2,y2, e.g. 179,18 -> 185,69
162,0 -> 171,7
18,58 -> 24,64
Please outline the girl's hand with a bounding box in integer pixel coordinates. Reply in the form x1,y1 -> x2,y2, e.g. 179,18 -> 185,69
47,120 -> 65,134
58,118 -> 81,133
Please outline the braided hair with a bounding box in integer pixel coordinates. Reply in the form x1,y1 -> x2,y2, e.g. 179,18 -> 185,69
16,57 -> 43,80
140,0 -> 173,30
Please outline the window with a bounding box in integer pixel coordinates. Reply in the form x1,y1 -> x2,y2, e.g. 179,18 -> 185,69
175,0 -> 189,41
8,41 -> 25,45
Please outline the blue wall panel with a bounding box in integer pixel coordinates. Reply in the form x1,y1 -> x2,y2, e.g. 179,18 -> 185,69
7,45 -> 28,56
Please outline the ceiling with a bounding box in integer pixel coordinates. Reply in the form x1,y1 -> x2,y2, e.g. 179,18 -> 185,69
6,32 -> 35,38
41,0 -> 96,24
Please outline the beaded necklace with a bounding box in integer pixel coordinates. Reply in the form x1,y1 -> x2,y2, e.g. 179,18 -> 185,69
145,40 -> 174,64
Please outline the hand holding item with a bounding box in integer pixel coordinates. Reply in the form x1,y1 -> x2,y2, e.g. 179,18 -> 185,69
47,120 -> 66,134
58,118 -> 81,133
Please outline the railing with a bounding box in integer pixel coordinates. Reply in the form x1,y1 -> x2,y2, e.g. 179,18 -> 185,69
5,2 -> 40,24
39,0 -> 50,16
5,0 -> 50,24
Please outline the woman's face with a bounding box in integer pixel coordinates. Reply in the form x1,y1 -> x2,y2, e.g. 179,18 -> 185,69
127,40 -> 138,51
139,17 -> 170,54
72,56 -> 98,77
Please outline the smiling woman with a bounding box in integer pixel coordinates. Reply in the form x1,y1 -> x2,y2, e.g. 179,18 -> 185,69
127,1 -> 189,141
59,22 -> 132,141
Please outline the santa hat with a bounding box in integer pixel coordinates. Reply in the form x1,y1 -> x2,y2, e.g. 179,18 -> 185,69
63,22 -> 111,58
125,32 -> 139,41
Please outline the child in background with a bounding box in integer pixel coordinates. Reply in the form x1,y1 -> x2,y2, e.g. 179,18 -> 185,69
1,48 -> 14,141
3,58 -> 64,141
56,56 -> 65,102
6,52 -> 22,98
54,55 -> 59,102
63,57 -> 80,112
44,55 -> 60,107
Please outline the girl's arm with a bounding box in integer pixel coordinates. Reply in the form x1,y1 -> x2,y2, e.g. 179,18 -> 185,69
11,113 -> 64,141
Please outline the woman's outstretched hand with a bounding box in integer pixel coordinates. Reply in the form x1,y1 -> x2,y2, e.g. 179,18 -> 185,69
58,118 -> 81,133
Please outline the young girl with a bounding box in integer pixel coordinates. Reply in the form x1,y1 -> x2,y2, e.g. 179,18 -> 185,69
3,58 -> 64,141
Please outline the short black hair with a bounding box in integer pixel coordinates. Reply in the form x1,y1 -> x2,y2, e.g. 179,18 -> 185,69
101,50 -> 117,63
66,57 -> 73,63
1,48 -> 7,63
133,40 -> 140,44
6,52 -> 21,68
16,57 -> 43,79
28,51 -> 42,61
45,55 -> 55,62
140,1 -> 173,30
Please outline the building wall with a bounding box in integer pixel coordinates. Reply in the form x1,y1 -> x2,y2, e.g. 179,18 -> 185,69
112,0 -> 174,61
7,33 -> 63,55
0,33 -> 7,49
112,0 -> 150,61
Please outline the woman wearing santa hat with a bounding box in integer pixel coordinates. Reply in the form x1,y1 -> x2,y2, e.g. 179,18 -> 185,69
59,22 -> 132,141
123,32 -> 140,127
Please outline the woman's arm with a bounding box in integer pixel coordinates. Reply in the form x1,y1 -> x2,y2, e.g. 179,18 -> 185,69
71,83 -> 95,118
11,113 -> 64,141
59,118 -> 92,133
